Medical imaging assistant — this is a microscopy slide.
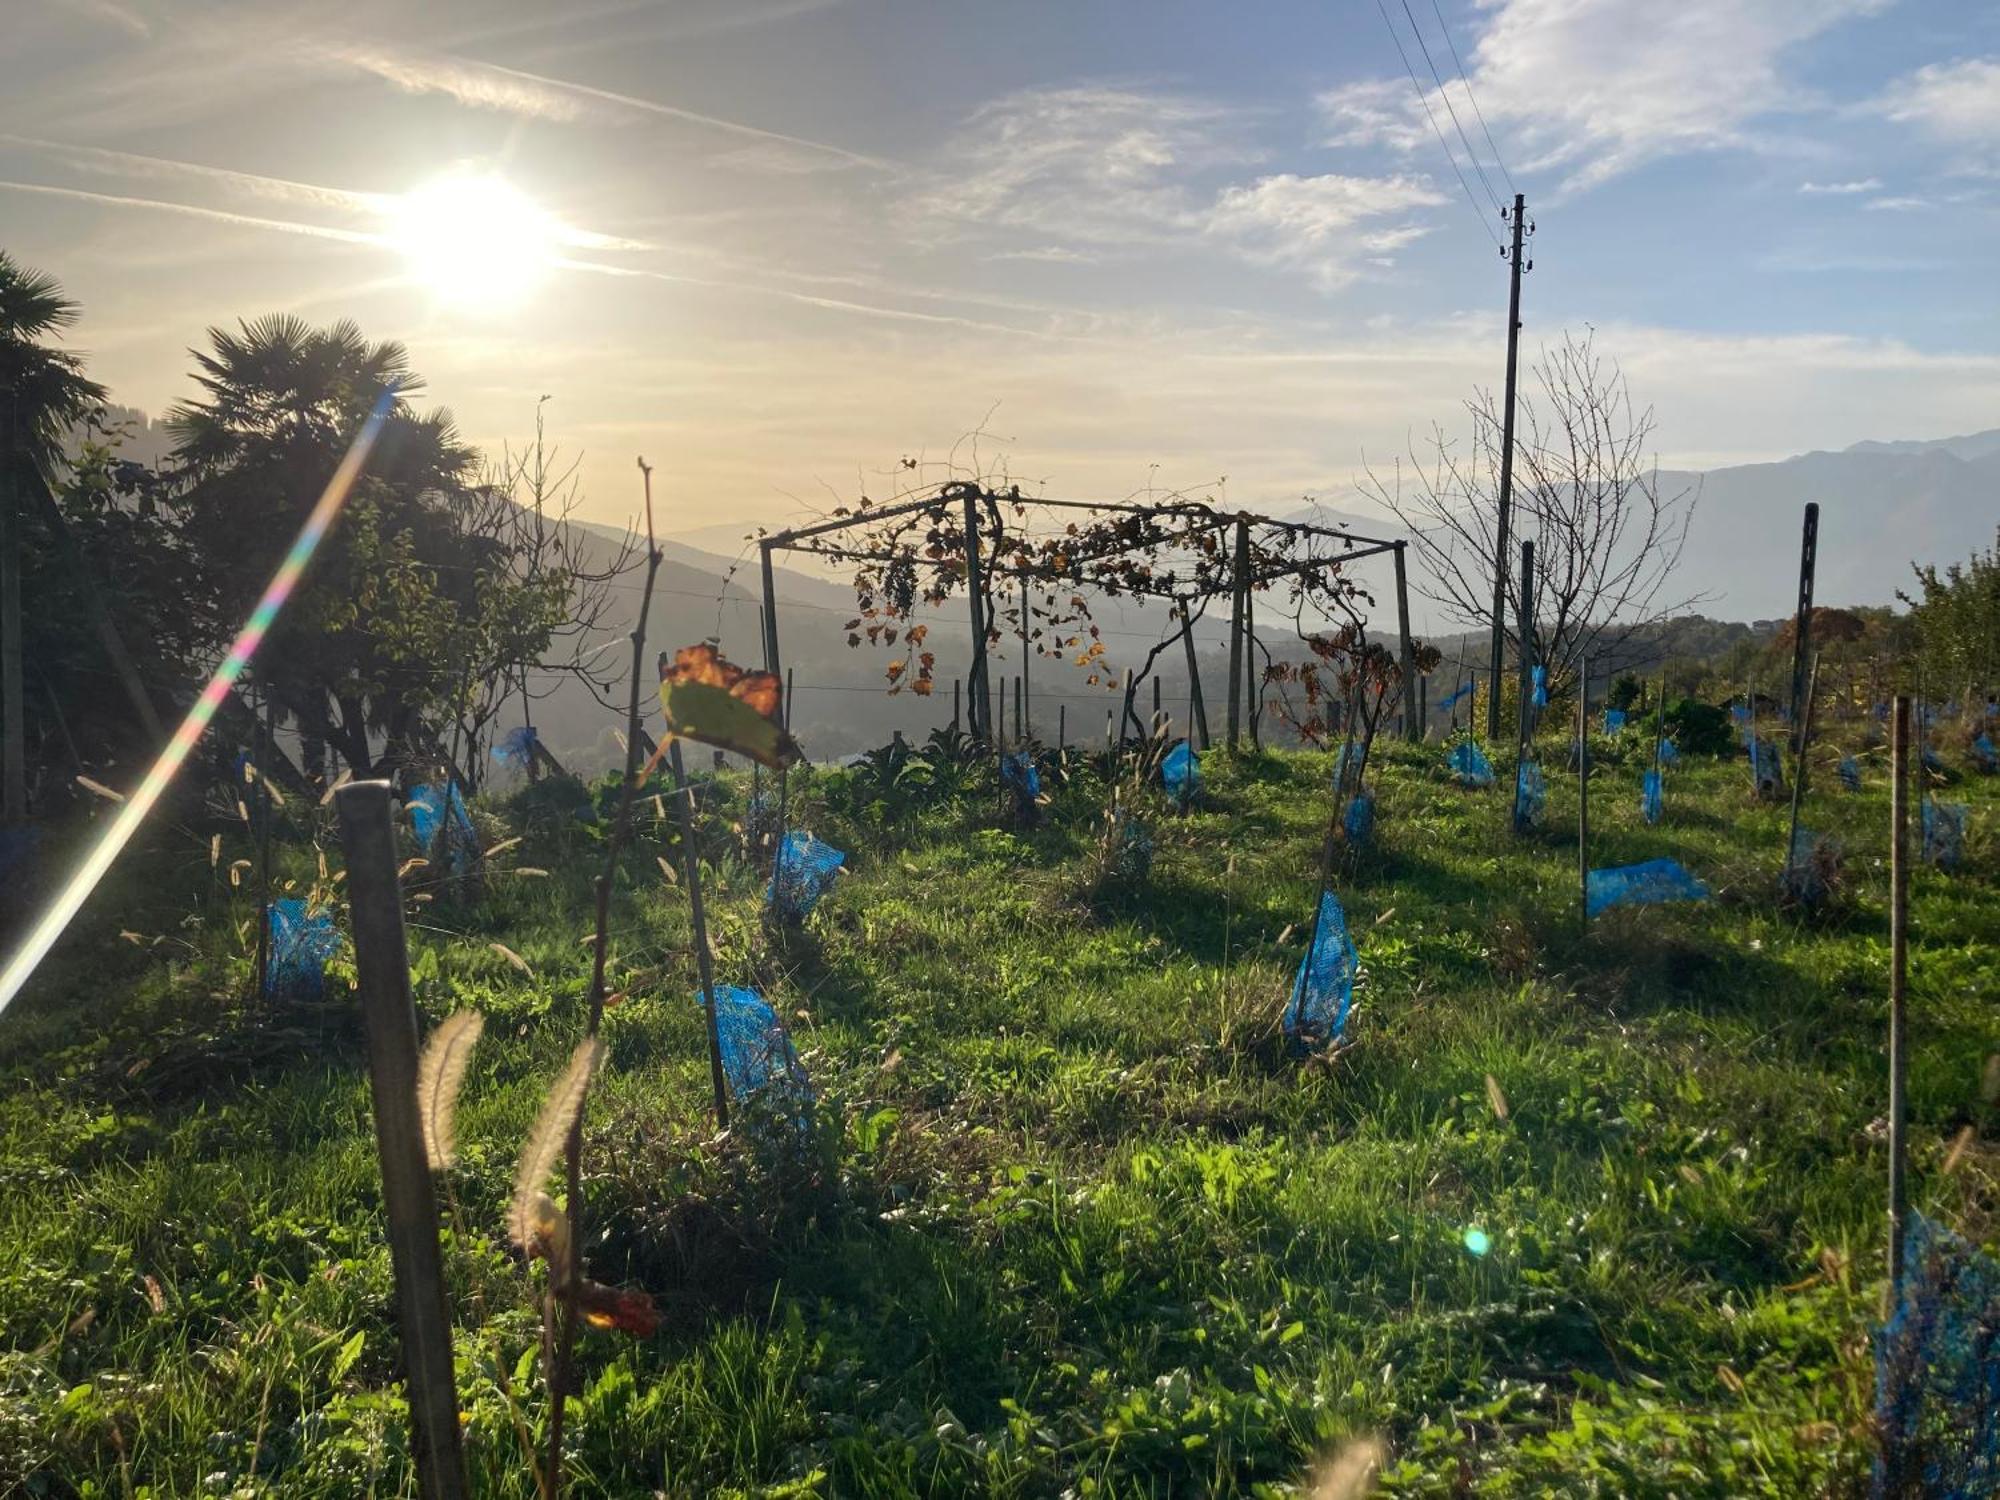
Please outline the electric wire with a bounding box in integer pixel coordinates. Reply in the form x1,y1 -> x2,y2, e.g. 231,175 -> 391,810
1398,0 -> 1504,214
1426,0 -> 1518,197
1372,0 -> 1503,249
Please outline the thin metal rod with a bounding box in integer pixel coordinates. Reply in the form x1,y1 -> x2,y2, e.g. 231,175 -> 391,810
1577,656 -> 1590,928
1888,694 -> 1910,1292
670,740 -> 730,1127
1789,502 -> 1819,759
335,782 -> 471,1500
254,683 -> 274,1000
1785,652 -> 1821,881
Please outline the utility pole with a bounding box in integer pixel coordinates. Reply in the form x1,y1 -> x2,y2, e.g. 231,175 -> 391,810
1486,193 -> 1532,742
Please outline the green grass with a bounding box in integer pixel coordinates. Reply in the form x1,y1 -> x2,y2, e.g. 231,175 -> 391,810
2,729 -> 1996,1497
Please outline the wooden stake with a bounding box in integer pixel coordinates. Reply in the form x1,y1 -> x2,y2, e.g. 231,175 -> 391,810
671,739 -> 730,1129
1577,657 -> 1590,928
335,782 -> 470,1500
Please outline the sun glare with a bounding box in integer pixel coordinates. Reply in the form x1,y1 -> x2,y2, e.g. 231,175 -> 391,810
388,172 -> 560,306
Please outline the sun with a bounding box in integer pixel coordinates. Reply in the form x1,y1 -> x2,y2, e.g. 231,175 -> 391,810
387,172 -> 560,306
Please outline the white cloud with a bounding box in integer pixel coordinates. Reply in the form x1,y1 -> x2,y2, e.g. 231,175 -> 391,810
912,86 -> 1441,288
1321,0 -> 1888,195
1797,177 -> 1881,194
1877,57 -> 2000,145
1862,194 -> 1933,212
1206,173 -> 1443,287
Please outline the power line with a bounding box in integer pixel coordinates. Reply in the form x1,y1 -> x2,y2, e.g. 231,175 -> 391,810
1398,0 -> 1504,214
1426,0 -> 1517,197
1373,0 -> 1503,249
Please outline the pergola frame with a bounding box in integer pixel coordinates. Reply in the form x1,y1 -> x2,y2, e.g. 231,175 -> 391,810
755,485 -> 1420,749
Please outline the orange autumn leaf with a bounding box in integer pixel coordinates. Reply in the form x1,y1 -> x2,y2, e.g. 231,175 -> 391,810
657,645 -> 802,770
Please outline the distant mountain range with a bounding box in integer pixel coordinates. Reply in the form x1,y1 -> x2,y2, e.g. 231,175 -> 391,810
1659,429 -> 1997,622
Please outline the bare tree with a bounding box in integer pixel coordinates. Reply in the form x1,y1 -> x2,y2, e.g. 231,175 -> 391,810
1362,330 -> 1701,692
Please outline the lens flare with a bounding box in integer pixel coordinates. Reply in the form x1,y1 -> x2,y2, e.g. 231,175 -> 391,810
0,389 -> 396,1017
1462,1227 -> 1492,1257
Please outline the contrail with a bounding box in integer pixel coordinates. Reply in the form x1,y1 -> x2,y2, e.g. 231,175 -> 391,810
0,179 -> 381,244
0,390 -> 396,1018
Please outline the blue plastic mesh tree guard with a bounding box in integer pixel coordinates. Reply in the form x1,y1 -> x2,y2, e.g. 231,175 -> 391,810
1923,798 -> 1968,869
1841,754 -> 1863,792
698,984 -> 813,1117
1586,859 -> 1712,919
1923,747 -> 1947,775
1334,742 -> 1364,791
1000,751 -> 1041,799
1439,680 -> 1475,711
1873,1212 -> 2000,1499
1513,760 -> 1546,832
492,724 -> 540,767
1343,791 -> 1374,846
1531,665 -> 1548,708
266,899 -> 341,1000
1748,736 -> 1785,796
1602,708 -> 1627,733
1782,827 -> 1835,904
1732,703 -> 1753,727
1974,734 -> 1998,773
408,782 -> 478,874
1108,817 -> 1155,881
1162,741 -> 1200,807
767,831 -> 845,922
1658,738 -> 1680,766
1283,889 -> 1357,1050
1642,769 -> 1664,825
1449,740 -> 1494,788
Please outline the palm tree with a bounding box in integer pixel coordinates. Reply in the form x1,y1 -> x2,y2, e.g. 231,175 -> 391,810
165,316 -> 480,776
1,251 -> 106,466
3,253 -> 108,816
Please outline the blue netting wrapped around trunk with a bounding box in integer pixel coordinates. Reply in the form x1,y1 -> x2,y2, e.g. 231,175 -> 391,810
408,782 -> 478,874
1448,740 -> 1494,788
1000,751 -> 1041,799
1602,708 -> 1627,733
1334,741 -> 1365,791
1162,741 -> 1200,807
1748,736 -> 1785,796
1283,888 -> 1357,1050
1923,747 -> 1946,775
699,984 -> 813,1118
1782,827 -> 1836,904
767,831 -> 845,922
1439,679 -> 1475,711
1923,798 -> 1968,869
1873,1212 -> 2000,1499
1107,817 -> 1155,881
1513,760 -> 1546,832
1586,859 -> 1712,919
1732,703 -> 1752,727
1343,791 -> 1374,846
1530,665 -> 1548,708
1974,734 -> 1997,773
1642,769 -> 1663,825
1841,754 -> 1863,792
1658,738 -> 1680,766
492,724 -> 540,767
266,899 -> 342,1000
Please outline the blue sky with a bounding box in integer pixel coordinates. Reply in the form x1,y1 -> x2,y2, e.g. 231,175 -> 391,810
5,0 -> 1999,535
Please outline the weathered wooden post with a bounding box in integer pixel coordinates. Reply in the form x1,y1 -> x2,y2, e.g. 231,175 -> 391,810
1179,604 -> 1211,749
962,488 -> 989,743
335,782 -> 470,1500
1789,502 -> 1819,759
1227,516 -> 1249,751
1395,541 -> 1419,741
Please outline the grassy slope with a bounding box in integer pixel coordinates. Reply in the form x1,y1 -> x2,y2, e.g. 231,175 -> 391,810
2,730 -> 1996,1498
